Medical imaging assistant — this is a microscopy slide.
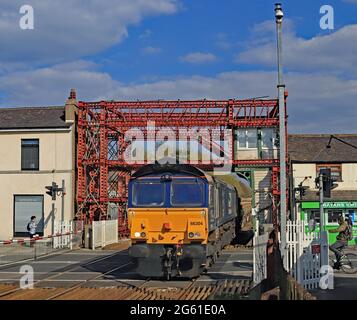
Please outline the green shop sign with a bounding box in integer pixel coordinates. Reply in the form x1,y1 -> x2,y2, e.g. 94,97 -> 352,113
302,202 -> 357,209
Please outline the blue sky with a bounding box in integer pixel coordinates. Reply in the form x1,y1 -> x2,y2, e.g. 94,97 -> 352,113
0,0 -> 357,133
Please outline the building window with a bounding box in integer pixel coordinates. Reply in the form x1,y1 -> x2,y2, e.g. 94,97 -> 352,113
237,129 -> 257,149
14,195 -> 44,237
316,164 -> 342,182
21,139 -> 39,170
261,128 -> 276,149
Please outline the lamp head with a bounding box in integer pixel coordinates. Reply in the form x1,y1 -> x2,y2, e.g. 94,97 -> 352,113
275,3 -> 284,23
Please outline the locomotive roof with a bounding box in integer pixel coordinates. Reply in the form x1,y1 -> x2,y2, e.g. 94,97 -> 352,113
131,161 -> 252,197
131,162 -> 212,182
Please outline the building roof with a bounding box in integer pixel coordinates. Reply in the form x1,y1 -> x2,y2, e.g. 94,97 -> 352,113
289,134 -> 357,163
0,106 -> 71,130
299,190 -> 357,202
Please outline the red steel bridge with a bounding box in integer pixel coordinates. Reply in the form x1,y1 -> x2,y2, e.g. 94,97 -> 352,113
76,95 -> 288,237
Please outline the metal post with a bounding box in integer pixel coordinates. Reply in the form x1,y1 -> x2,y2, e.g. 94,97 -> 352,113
51,202 -> 55,237
319,173 -> 324,235
319,173 -> 329,268
61,179 -> 65,222
275,3 -> 287,267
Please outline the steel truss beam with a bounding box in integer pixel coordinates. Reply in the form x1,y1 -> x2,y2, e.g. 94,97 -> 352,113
76,98 -> 287,237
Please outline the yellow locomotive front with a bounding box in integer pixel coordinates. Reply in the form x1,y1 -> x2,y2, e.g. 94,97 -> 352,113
128,164 -> 211,279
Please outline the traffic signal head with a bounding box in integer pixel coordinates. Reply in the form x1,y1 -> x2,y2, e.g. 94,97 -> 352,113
45,182 -> 58,200
319,168 -> 338,198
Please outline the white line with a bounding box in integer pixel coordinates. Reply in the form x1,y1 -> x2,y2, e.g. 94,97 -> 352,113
215,260 -> 252,264
207,271 -> 252,275
0,271 -> 101,275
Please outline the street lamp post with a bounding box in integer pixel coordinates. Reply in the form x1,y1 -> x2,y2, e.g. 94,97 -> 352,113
275,3 -> 287,267
327,135 -> 357,150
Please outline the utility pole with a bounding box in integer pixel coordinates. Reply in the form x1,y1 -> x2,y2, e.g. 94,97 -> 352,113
319,173 -> 325,236
275,3 -> 287,266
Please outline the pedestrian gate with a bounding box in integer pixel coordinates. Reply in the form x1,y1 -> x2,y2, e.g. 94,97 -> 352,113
253,221 -> 268,285
286,220 -> 329,290
54,221 -> 72,249
92,219 -> 119,249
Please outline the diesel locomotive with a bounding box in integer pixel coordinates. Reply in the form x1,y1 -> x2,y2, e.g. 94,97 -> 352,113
127,162 -> 251,279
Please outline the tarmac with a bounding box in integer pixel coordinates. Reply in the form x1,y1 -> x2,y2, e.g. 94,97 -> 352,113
0,247 -> 253,290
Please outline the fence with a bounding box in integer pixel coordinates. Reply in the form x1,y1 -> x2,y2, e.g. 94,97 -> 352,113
286,220 -> 328,290
253,221 -> 269,285
53,221 -> 72,249
92,219 -> 118,250
0,220 -> 84,266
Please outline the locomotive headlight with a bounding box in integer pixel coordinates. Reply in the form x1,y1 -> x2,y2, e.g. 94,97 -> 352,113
140,232 -> 146,238
188,232 -> 194,238
134,232 -> 141,238
195,232 -> 201,238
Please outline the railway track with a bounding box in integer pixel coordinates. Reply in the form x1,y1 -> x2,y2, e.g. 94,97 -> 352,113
0,279 -> 251,300
0,247 -> 252,300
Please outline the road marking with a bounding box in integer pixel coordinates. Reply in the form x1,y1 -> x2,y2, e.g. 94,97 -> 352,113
206,270 -> 252,275
214,260 -> 252,264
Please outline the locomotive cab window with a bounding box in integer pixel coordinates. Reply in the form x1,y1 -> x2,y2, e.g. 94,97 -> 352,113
132,181 -> 165,207
170,180 -> 205,207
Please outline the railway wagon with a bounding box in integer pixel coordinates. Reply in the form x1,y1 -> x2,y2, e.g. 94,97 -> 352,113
128,162 -> 249,279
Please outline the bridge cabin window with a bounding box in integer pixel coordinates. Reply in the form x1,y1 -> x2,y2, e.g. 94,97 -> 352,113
237,129 -> 257,149
261,128 -> 276,149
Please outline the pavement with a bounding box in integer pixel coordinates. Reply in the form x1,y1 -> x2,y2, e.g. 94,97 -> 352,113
310,251 -> 357,300
0,247 -> 253,290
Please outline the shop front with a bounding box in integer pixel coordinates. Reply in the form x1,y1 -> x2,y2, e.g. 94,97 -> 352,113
300,201 -> 357,245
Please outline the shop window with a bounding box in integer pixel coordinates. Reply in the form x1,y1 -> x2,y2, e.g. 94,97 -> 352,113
327,210 -> 343,224
308,210 -> 320,224
347,210 -> 355,224
316,164 -> 342,182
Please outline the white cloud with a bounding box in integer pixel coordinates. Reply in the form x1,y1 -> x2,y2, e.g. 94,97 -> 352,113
0,0 -> 178,64
1,63 -> 356,134
180,52 -> 217,64
236,21 -> 357,76
142,46 -> 162,55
